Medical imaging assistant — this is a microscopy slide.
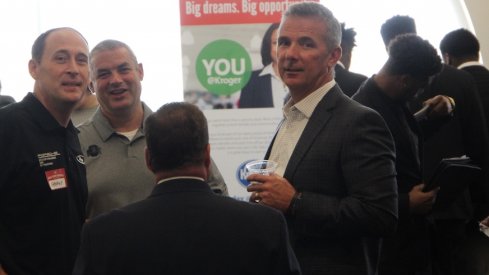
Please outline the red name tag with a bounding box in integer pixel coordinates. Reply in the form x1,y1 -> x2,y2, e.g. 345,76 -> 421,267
45,168 -> 68,190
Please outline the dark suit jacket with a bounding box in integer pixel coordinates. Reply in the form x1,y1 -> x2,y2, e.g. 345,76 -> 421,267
239,69 -> 274,108
353,78 -> 431,273
462,65 -> 489,138
334,65 -> 368,97
266,86 -> 398,275
0,95 -> 15,108
410,65 -> 489,219
73,179 -> 301,275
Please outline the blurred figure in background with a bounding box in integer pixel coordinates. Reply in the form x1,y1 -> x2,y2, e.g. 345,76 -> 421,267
0,80 -> 15,108
71,85 -> 99,126
353,33 -> 443,275
440,28 -> 489,131
439,27 -> 489,275
381,15 -> 489,275
334,23 -> 367,97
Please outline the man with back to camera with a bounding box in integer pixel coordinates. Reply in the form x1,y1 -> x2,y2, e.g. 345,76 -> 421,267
440,28 -> 489,134
247,2 -> 398,274
78,39 -> 228,219
439,27 -> 489,275
0,27 -> 89,275
353,33 -> 442,275
381,15 -> 489,275
73,102 -> 301,275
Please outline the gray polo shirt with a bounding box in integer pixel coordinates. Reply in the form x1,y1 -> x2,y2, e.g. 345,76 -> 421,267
78,102 -> 228,219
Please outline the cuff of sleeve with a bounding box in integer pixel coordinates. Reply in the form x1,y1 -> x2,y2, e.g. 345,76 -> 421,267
286,192 -> 302,216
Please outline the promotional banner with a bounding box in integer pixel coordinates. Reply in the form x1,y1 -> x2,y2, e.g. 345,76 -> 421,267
180,0 -> 316,200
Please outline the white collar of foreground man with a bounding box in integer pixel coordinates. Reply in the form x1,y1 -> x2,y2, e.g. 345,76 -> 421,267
157,176 -> 205,185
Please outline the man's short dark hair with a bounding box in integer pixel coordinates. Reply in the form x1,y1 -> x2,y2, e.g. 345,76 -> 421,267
380,15 -> 417,47
440,28 -> 480,59
144,102 -> 209,171
340,23 -> 357,52
385,34 -> 442,79
31,27 -> 87,62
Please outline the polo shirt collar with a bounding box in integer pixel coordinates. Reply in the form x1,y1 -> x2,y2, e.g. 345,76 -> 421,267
91,102 -> 153,142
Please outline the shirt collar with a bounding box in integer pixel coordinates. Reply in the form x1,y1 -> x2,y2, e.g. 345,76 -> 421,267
458,61 -> 483,69
284,80 -> 336,119
24,93 -> 77,133
157,176 -> 205,185
92,102 -> 153,142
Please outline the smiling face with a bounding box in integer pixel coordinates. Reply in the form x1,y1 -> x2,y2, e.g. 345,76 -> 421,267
277,15 -> 341,101
29,28 -> 90,109
91,46 -> 144,116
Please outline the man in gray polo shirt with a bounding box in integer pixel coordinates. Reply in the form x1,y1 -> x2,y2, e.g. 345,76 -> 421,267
78,39 -> 228,219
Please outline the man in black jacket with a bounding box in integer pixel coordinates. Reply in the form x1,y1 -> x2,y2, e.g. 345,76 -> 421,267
353,33 -> 442,275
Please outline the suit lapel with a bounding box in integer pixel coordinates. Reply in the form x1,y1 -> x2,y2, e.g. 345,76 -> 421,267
282,86 -> 342,181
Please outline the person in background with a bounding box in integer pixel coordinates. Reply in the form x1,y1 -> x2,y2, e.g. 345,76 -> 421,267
0,80 -> 16,108
334,23 -> 367,97
73,102 -> 301,275
239,23 -> 289,108
0,27 -> 89,275
439,27 -> 489,275
381,15 -> 489,275
353,33 -> 443,275
247,3 -> 398,274
78,39 -> 228,219
71,85 -> 99,126
440,28 -> 489,132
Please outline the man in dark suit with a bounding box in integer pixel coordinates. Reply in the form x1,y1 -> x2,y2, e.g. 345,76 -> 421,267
334,23 -> 367,97
73,102 -> 301,275
247,3 -> 398,275
353,34 -> 443,275
440,28 -> 489,133
439,27 -> 489,275
381,15 -> 489,275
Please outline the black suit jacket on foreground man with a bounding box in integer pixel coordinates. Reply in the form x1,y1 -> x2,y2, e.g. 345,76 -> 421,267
73,102 -> 300,275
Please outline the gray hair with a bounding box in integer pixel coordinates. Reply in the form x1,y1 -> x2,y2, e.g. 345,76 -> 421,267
281,2 -> 342,51
90,39 -> 138,71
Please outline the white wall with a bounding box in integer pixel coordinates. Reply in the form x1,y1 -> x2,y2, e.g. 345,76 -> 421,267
0,1 -> 487,109
464,0 -> 489,63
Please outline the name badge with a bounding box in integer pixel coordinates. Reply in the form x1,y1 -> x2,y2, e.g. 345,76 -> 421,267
45,168 -> 68,190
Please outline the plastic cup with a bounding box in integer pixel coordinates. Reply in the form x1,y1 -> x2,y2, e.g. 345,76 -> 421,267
245,160 -> 278,178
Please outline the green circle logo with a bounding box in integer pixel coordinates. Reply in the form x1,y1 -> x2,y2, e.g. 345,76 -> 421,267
196,39 -> 252,96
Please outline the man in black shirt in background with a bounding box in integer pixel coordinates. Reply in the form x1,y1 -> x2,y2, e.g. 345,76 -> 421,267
353,33 -> 443,275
